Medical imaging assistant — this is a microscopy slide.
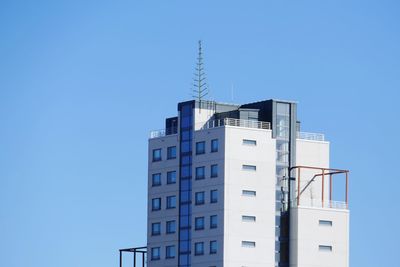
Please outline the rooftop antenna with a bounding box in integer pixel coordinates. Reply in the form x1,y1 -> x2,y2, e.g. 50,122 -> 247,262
192,40 -> 209,109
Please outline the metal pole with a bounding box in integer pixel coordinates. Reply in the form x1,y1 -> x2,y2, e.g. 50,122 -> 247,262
133,249 -> 136,267
329,174 -> 332,208
322,169 -> 325,208
297,168 -> 301,206
120,251 -> 122,267
142,252 -> 145,267
346,171 -> 349,208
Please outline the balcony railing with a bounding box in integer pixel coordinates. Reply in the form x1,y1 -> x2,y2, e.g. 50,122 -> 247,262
198,118 -> 271,131
149,118 -> 270,138
291,199 -> 348,210
297,131 -> 325,141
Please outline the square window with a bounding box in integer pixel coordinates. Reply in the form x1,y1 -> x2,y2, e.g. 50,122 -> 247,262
211,164 -> 218,178
195,191 -> 205,205
166,220 -> 176,234
194,242 -> 204,255
243,139 -> 257,146
152,173 -> 161,186
167,171 -> 176,184
151,247 -> 160,260
211,139 -> 219,152
195,217 -> 205,230
152,149 -> 162,162
319,220 -> 333,226
152,198 -> 161,211
241,241 -> 256,248
210,215 -> 218,229
195,166 -> 205,180
167,146 -> 177,159
151,222 -> 161,235
166,196 -> 176,209
210,190 -> 218,203
319,245 -> 333,252
210,240 -> 217,254
196,141 -> 205,155
166,245 -> 175,259
242,215 -> 256,222
242,190 -> 256,196
242,165 -> 256,171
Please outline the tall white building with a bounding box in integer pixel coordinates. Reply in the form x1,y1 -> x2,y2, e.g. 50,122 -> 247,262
146,99 -> 349,267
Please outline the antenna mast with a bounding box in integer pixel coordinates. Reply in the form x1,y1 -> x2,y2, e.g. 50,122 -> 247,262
192,40 -> 209,105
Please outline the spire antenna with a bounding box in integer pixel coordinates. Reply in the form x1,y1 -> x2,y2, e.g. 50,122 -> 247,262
192,40 -> 209,104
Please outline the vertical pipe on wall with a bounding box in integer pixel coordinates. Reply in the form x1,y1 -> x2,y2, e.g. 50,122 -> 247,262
322,169 -> 325,208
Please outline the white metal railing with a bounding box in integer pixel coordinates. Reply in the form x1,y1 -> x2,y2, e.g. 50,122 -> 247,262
150,118 -> 270,138
291,199 -> 348,210
198,118 -> 271,131
150,129 -> 166,138
297,131 -> 325,141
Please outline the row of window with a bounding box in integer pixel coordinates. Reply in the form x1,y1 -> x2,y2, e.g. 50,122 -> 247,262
151,190 -> 218,211
151,215 -> 218,236
152,146 -> 177,162
152,138 -> 259,163
151,164 -> 219,187
152,139 -> 219,162
151,241 -> 218,260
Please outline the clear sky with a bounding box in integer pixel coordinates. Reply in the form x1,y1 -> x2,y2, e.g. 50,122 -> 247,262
0,0 -> 399,266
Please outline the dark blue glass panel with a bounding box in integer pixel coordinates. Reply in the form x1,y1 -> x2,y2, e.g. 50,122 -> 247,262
181,141 -> 192,153
181,117 -> 192,128
180,191 -> 191,203
181,155 -> 192,165
180,179 -> 192,190
181,130 -> 192,140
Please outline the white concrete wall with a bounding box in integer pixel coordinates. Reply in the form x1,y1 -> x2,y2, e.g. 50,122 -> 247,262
295,139 -> 330,206
191,127 -> 225,267
290,207 -> 349,267
291,139 -> 349,267
223,126 -> 276,267
147,134 -> 179,267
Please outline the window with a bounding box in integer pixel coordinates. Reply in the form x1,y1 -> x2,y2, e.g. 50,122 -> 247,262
210,190 -> 218,203
211,139 -> 219,152
196,141 -> 205,155
210,241 -> 217,254
151,222 -> 161,235
242,190 -> 256,196
167,171 -> 176,184
151,247 -> 160,260
195,242 -> 204,255
195,191 -> 205,205
195,217 -> 205,230
210,215 -> 218,229
242,165 -> 256,171
242,215 -> 256,222
195,166 -> 205,180
319,245 -> 333,252
211,164 -> 218,178
319,220 -> 333,226
167,146 -> 177,159
166,220 -> 176,234
243,139 -> 257,146
166,245 -> 175,259
152,198 -> 161,211
152,149 -> 162,162
166,196 -> 176,209
241,241 -> 256,248
152,173 -> 161,186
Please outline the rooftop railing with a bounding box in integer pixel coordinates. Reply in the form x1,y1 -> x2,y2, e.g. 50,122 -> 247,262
297,131 -> 325,141
198,118 -> 271,131
149,118 -> 270,138
291,199 -> 348,210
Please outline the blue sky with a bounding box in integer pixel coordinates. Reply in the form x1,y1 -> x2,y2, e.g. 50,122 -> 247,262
0,0 -> 399,266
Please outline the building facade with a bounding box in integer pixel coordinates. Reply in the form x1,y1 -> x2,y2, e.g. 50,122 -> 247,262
146,99 -> 349,267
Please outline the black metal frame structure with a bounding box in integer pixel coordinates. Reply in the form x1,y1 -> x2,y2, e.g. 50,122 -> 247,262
119,246 -> 147,267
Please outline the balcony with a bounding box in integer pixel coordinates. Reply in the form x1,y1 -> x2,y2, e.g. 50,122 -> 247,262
149,118 -> 270,138
297,131 -> 325,141
197,118 -> 271,131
